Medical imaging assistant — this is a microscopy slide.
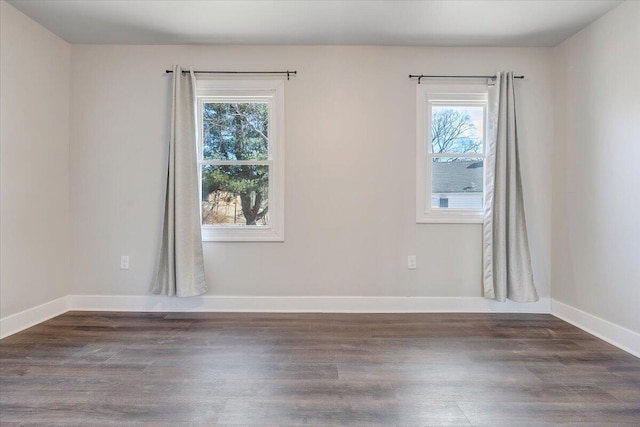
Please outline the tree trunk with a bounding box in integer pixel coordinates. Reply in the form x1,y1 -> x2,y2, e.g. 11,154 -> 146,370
240,192 -> 263,225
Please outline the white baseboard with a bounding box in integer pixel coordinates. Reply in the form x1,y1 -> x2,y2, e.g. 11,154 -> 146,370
0,296 -> 70,339
4,296 -> 638,359
68,294 -> 552,314
551,299 -> 640,358
0,295 -> 550,339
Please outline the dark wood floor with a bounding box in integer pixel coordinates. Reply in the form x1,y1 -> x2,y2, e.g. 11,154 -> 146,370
1,312 -> 639,426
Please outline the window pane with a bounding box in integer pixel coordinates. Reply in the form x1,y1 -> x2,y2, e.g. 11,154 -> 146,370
431,157 -> 483,209
201,165 -> 269,226
202,102 -> 269,160
431,106 -> 484,154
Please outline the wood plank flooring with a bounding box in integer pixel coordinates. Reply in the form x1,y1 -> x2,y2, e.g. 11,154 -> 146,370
1,312 -> 639,426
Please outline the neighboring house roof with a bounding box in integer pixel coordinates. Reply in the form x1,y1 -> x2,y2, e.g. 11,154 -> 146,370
432,160 -> 483,193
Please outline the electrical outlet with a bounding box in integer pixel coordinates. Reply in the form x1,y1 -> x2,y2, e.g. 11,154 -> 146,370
407,255 -> 417,270
120,255 -> 130,270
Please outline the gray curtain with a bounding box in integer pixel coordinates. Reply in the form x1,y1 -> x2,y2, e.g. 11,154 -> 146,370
482,72 -> 538,302
152,65 -> 207,297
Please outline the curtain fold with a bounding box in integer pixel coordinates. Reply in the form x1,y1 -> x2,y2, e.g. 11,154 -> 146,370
483,72 -> 538,302
152,65 -> 207,297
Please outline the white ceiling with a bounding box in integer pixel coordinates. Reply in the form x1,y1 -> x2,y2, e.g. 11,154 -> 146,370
7,0 -> 623,47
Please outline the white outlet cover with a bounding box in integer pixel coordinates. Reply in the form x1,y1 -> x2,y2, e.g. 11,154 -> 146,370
408,256 -> 417,270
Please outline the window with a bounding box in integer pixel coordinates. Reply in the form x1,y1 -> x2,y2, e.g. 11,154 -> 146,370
416,83 -> 488,223
197,80 -> 284,241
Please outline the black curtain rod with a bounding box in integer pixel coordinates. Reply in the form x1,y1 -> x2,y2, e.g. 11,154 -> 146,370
165,70 -> 297,80
409,74 -> 524,84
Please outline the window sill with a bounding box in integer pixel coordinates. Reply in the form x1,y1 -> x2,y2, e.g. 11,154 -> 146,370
202,227 -> 284,242
416,211 -> 484,224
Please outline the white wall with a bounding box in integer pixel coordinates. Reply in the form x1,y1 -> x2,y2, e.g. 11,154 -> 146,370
0,1 -> 71,317
552,1 -> 640,332
69,45 -> 553,300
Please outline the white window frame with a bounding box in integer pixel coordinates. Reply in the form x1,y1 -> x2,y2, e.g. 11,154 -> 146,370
416,83 -> 488,224
196,79 -> 285,242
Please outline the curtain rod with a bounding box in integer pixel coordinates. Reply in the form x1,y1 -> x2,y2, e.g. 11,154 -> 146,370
165,70 -> 297,80
409,74 -> 524,84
